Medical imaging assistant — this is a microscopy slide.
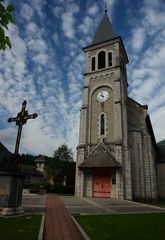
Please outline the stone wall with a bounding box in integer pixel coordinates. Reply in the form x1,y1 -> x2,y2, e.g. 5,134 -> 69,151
128,98 -> 158,200
157,163 -> 165,199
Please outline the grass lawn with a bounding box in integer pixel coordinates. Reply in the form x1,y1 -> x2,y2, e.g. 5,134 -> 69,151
153,199 -> 165,205
75,213 -> 165,240
158,199 -> 165,205
0,214 -> 42,240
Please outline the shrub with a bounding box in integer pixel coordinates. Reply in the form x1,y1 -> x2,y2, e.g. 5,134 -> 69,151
29,182 -> 51,193
49,183 -> 74,194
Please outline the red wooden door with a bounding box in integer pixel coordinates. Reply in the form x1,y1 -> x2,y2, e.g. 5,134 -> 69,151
93,175 -> 111,198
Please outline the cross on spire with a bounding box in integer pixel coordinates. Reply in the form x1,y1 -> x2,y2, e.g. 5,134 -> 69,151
104,1 -> 108,13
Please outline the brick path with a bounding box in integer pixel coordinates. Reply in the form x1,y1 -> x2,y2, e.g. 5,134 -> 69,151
43,194 -> 84,240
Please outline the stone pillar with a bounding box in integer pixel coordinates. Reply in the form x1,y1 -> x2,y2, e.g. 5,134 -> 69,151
79,108 -> 87,145
84,169 -> 93,197
114,78 -> 122,143
142,134 -> 155,200
75,147 -> 85,197
0,171 -> 25,216
146,135 -> 158,199
120,77 -> 132,200
115,145 -> 123,199
129,131 -> 145,200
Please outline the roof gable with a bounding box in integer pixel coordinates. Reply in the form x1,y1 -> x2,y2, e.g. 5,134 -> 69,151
79,143 -> 121,168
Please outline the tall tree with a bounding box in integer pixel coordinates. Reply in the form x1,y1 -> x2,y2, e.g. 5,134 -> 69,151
0,0 -> 16,50
53,144 -> 73,162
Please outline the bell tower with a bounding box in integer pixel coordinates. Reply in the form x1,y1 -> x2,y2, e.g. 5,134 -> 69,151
75,10 -> 132,200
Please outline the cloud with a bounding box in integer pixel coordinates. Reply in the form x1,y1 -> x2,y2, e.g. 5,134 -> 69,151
61,11 -> 76,38
20,3 -> 34,21
30,0 -> 46,19
32,53 -> 49,64
151,105 -> 165,142
26,22 -> 39,34
54,2 -> 80,39
52,32 -> 60,45
87,4 -> 99,16
131,27 -> 146,52
28,39 -> 48,52
78,16 -> 93,34
0,0 -> 164,160
53,6 -> 64,17
128,0 -> 165,142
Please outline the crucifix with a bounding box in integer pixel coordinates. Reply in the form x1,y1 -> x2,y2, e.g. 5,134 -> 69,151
7,100 -> 38,170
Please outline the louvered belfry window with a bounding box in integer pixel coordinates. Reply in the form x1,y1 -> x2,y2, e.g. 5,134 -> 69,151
98,51 -> 105,69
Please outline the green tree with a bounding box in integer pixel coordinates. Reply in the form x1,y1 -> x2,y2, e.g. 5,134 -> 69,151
47,144 -> 75,185
0,0 -> 16,50
53,144 -> 73,162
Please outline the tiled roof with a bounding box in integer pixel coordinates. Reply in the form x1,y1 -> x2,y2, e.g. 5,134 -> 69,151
79,143 -> 121,168
91,13 -> 116,45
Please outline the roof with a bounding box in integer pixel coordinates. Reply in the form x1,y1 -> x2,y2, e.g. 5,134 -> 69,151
0,142 -> 11,162
22,164 -> 43,176
91,13 -> 116,45
0,142 -> 8,152
158,139 -> 165,145
157,144 -> 165,163
34,155 -> 49,164
79,143 -> 121,169
128,97 -> 148,110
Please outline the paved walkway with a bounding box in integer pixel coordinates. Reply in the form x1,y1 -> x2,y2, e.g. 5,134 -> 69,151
61,196 -> 165,215
22,193 -> 47,213
22,194 -> 165,240
43,194 -> 84,240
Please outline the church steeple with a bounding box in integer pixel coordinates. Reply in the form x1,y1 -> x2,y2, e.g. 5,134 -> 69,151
91,12 -> 116,45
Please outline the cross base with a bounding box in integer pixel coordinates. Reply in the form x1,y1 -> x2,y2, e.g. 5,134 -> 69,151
0,171 -> 25,216
1,206 -> 24,216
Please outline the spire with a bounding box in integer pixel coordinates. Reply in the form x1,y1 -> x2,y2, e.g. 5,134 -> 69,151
91,11 -> 116,45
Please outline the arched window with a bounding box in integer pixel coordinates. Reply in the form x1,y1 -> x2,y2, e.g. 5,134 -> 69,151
98,112 -> 107,139
98,51 -> 105,69
91,57 -> 95,71
100,114 -> 105,135
108,52 -> 112,67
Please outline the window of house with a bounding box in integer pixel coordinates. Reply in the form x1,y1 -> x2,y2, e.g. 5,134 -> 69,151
108,52 -> 112,67
98,51 -> 106,69
91,57 -> 95,71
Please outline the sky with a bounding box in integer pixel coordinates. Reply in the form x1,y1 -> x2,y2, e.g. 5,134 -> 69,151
0,0 -> 165,158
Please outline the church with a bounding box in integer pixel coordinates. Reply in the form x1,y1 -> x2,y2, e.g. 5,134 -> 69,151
75,10 -> 158,201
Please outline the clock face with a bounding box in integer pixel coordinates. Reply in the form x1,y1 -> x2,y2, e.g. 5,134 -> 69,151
97,90 -> 109,102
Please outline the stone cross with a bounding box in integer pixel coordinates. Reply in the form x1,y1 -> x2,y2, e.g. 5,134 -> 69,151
8,100 -> 38,156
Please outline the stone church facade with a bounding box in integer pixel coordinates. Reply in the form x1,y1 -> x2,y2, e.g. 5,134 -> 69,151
75,11 -> 158,201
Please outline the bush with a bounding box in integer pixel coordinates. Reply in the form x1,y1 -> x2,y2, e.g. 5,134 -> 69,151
49,183 -> 74,194
29,182 -> 51,193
